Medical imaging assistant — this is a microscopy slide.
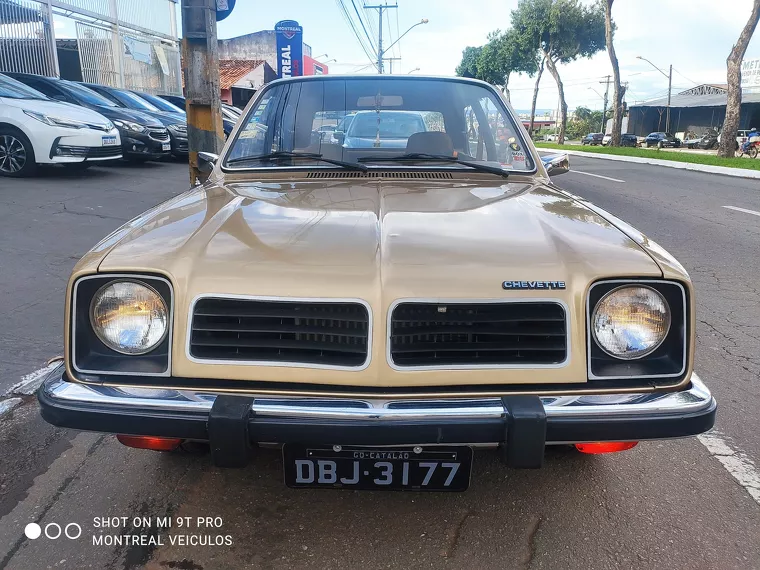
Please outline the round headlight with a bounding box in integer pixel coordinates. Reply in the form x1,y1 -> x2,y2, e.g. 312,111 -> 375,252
591,285 -> 670,360
90,281 -> 168,355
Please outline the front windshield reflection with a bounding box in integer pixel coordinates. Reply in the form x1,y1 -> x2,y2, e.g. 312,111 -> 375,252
225,78 -> 534,173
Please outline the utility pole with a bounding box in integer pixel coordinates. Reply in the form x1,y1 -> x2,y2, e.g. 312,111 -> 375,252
666,64 -> 672,133
600,75 -> 610,133
181,0 -> 225,185
365,3 -> 398,74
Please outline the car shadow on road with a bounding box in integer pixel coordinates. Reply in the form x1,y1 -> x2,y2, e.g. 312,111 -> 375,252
139,445 -> 632,568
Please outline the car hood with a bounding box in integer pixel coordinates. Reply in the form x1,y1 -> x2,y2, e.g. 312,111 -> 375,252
133,109 -> 185,126
86,176 -> 675,387
86,104 -> 163,127
4,97 -> 112,125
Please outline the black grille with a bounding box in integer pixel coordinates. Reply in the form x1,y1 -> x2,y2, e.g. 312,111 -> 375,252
147,128 -> 170,141
190,298 -> 370,367
55,145 -> 122,158
390,302 -> 567,367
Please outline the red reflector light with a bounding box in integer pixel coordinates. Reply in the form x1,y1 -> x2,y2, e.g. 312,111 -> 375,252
117,435 -> 182,451
575,441 -> 638,454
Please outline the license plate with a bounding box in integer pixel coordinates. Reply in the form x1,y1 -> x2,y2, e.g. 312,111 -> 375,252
102,136 -> 117,146
162,142 -> 171,151
283,445 -> 473,491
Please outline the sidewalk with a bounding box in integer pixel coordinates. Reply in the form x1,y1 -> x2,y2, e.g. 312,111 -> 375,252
540,148 -> 760,180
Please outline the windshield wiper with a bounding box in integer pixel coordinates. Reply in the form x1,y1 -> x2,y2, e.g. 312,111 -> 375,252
227,150 -> 368,171
357,153 -> 510,178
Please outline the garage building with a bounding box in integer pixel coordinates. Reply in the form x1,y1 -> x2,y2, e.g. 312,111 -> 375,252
627,84 -> 760,137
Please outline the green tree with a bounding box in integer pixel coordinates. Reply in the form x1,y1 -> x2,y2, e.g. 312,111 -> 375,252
566,106 -> 603,139
511,0 -> 606,144
604,0 -> 625,146
456,30 -> 538,103
718,0 -> 760,157
455,46 -> 483,79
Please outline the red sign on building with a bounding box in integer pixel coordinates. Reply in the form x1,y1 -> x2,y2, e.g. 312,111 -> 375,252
303,54 -> 328,75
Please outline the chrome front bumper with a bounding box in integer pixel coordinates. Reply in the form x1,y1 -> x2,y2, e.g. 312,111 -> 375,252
38,365 -> 716,448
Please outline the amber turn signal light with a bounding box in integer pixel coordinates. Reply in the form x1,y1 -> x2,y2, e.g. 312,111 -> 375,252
575,441 -> 638,454
117,435 -> 183,451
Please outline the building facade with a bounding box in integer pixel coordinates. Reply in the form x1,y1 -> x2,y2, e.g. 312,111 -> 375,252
0,0 -> 181,95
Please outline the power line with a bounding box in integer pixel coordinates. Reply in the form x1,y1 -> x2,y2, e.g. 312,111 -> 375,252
350,0 -> 376,53
672,67 -> 699,86
394,7 -> 401,60
335,0 -> 377,68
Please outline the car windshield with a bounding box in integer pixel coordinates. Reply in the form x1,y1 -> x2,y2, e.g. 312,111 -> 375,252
136,92 -> 184,114
60,80 -> 117,107
0,74 -> 49,100
224,77 -> 534,173
112,89 -> 160,111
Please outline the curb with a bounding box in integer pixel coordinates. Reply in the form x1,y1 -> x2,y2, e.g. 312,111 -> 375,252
538,149 -> 760,180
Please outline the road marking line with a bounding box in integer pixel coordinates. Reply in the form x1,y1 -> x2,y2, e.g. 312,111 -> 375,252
4,362 -> 60,397
698,432 -> 760,505
569,170 -> 625,183
0,397 -> 22,417
723,205 -> 760,218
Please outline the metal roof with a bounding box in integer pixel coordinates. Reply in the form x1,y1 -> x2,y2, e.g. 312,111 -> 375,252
632,90 -> 760,109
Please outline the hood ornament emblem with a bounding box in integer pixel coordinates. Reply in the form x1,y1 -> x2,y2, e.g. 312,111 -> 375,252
502,281 -> 566,290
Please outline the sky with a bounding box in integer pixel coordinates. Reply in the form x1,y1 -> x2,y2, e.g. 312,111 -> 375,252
49,0 -> 760,114
212,0 -> 760,113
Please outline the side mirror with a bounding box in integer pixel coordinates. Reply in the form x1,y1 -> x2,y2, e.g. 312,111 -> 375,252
197,152 -> 219,174
541,153 -> 569,177
334,131 -> 345,144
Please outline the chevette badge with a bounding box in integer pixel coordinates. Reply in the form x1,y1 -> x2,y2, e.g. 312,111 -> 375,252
502,281 -> 566,290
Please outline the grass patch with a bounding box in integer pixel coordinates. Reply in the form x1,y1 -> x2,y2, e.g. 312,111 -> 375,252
535,142 -> 760,172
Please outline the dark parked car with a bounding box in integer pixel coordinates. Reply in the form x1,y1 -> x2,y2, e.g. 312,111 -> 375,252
157,94 -> 236,138
157,94 -> 186,110
645,132 -> 681,148
132,91 -> 185,115
4,73 -> 170,162
620,133 -> 638,147
685,131 -> 719,150
581,133 -> 603,145
80,83 -> 187,157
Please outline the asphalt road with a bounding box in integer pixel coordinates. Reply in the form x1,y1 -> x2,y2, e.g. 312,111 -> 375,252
1,157 -> 759,570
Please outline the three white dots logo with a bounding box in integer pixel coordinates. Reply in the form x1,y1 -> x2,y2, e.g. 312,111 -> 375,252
24,522 -> 81,540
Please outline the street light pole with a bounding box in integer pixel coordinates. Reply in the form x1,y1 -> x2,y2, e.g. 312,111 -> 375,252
637,55 -> 673,133
601,75 -> 610,134
366,4 -> 427,74
667,64 -> 672,134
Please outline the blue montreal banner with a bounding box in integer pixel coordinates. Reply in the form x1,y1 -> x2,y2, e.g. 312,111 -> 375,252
275,20 -> 303,79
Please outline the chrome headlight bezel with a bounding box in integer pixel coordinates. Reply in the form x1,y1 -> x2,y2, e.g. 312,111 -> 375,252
89,279 -> 169,355
113,119 -> 146,133
24,110 -> 90,130
591,284 -> 671,360
587,279 -> 688,382
71,274 -> 173,377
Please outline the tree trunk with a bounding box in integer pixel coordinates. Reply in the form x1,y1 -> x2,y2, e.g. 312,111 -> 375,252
545,55 -> 568,145
529,56 -> 545,137
718,0 -> 760,157
503,72 -> 511,105
605,0 -> 624,146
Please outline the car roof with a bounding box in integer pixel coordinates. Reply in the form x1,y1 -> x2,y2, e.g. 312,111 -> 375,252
353,110 -> 424,117
263,74 -> 499,90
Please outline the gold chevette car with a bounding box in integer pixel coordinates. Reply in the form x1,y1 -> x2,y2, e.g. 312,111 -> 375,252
39,75 -> 716,491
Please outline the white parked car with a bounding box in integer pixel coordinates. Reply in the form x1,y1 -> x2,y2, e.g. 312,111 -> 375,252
0,74 -> 121,177
602,134 -> 611,145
